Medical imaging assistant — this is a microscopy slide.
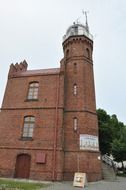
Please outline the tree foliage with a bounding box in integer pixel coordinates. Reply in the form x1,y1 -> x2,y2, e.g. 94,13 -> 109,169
97,108 -> 126,168
97,109 -> 112,155
111,139 -> 126,162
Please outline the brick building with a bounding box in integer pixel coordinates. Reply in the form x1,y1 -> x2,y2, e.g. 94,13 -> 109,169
0,21 -> 102,182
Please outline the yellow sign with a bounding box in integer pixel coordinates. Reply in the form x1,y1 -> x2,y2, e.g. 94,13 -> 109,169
73,172 -> 87,188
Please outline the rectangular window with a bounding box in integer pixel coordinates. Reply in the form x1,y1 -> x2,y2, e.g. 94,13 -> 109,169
73,84 -> 77,95
22,116 -> 35,138
27,82 -> 39,100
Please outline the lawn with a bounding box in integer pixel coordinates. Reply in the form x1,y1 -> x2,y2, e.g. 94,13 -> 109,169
0,179 -> 50,190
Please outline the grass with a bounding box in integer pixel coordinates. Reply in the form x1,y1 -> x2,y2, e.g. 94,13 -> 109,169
0,179 -> 50,190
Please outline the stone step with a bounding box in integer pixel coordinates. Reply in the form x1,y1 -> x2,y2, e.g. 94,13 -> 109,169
102,162 -> 116,181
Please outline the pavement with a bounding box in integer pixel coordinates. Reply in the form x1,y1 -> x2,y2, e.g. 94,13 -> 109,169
42,177 -> 126,190
1,177 -> 126,190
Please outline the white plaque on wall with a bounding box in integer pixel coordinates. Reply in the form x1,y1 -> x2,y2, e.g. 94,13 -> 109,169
80,134 -> 99,151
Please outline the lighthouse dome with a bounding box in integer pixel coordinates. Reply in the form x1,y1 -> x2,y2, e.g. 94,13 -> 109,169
63,22 -> 93,42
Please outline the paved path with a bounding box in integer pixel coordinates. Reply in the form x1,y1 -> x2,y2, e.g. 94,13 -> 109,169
42,177 -> 126,190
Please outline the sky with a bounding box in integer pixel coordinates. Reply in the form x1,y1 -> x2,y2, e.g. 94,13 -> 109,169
0,0 -> 126,124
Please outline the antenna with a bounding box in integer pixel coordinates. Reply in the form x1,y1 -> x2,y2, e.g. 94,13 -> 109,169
73,17 -> 80,25
76,17 -> 80,24
82,10 -> 89,32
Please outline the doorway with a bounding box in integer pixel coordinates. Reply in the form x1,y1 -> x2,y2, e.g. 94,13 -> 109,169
15,154 -> 31,178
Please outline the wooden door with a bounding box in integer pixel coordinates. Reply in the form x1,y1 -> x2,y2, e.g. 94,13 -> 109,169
15,154 -> 31,178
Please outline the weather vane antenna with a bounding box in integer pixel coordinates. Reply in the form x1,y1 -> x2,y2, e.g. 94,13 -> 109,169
76,17 -> 80,24
73,17 -> 80,25
82,10 -> 89,32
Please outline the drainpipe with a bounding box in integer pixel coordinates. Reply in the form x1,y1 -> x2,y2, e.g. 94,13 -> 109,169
52,74 -> 60,181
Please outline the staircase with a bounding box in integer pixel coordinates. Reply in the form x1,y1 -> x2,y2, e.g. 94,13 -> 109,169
102,154 -> 117,181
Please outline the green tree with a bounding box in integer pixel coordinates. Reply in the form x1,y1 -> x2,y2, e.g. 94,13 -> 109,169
97,108 -> 126,155
97,108 -> 112,155
97,108 -> 126,172
112,136 -> 126,173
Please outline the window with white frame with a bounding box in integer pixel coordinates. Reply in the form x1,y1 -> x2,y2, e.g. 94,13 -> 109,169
27,82 -> 39,100
22,116 -> 35,138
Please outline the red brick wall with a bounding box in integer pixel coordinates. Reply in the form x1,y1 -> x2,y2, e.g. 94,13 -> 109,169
62,36 -> 102,181
0,72 -> 65,181
0,35 -> 102,182
63,151 -> 102,181
2,74 -> 64,109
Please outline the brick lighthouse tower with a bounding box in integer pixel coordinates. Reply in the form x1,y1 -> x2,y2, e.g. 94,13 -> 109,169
0,17 -> 102,182
62,18 -> 102,181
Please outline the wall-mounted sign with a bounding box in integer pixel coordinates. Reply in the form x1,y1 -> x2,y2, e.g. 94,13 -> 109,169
80,134 -> 99,151
73,172 -> 87,188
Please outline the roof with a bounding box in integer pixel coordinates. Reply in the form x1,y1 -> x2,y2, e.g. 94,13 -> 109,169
13,68 -> 60,77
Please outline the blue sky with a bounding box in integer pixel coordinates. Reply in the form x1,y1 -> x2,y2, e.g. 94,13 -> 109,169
0,0 -> 126,123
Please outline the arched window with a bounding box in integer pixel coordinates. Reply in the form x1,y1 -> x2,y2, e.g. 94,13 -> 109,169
73,84 -> 77,95
73,117 -> 78,131
22,116 -> 35,138
74,63 -> 77,73
86,48 -> 90,59
66,49 -> 69,58
27,82 -> 39,100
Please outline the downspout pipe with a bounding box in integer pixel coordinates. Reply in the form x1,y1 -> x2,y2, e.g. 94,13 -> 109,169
52,74 -> 60,181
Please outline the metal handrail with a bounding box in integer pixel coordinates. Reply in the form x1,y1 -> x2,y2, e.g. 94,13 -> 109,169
102,154 -> 117,171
